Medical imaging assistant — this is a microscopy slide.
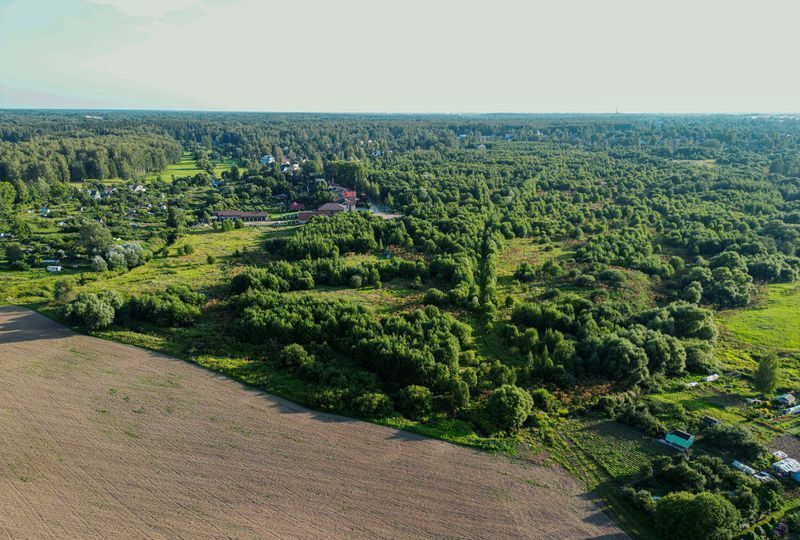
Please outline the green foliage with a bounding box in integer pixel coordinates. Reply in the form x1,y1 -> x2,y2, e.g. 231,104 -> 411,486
701,423 -> 763,460
654,492 -> 740,540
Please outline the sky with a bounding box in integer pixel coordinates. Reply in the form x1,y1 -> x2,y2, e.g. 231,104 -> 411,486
0,0 -> 798,113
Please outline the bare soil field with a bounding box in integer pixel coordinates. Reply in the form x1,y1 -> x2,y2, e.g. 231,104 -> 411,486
0,306 -> 626,539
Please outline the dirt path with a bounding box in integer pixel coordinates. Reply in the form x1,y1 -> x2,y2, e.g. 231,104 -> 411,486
0,306 -> 627,539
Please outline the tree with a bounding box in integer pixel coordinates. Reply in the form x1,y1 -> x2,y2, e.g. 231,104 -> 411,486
754,353 -> 780,394
167,206 -> 185,229
60,292 -> 116,330
79,221 -> 113,255
485,384 -> 533,431
4,243 -> 24,264
0,181 -> 15,214
655,492 -> 740,540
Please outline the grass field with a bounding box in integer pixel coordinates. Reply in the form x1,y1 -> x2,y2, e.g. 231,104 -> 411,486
143,152 -> 235,182
720,283 -> 800,352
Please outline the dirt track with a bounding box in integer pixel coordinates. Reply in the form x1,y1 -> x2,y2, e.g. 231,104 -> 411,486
0,306 -> 626,539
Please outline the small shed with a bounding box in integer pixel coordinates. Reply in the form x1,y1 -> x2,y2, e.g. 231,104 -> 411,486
773,450 -> 789,460
732,460 -> 756,475
777,394 -> 796,406
46,265 -> 62,273
702,373 -> 719,382
702,415 -> 721,427
665,430 -> 695,450
786,405 -> 800,415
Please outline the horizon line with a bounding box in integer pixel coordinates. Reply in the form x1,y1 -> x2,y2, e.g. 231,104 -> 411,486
2,107 -> 800,117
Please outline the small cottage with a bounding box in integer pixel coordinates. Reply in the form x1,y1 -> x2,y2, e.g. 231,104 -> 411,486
777,394 -> 796,406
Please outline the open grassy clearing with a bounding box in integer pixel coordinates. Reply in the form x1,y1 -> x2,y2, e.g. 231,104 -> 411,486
0,306 -> 626,539
720,282 -> 800,352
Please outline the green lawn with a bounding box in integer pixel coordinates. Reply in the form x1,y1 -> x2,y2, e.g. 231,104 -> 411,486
720,283 -> 800,352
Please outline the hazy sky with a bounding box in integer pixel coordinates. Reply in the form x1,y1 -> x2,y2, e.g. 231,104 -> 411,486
1,0 -> 798,113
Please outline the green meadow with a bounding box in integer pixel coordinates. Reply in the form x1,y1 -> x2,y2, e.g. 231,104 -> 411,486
721,283 -> 800,352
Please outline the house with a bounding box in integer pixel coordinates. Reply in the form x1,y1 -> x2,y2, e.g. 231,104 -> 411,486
777,394 -> 796,406
289,202 -> 305,211
260,154 -> 275,165
702,373 -> 719,382
46,265 -> 62,273
686,381 -> 699,388
130,184 -> 147,193
732,460 -> 756,475
212,210 -> 270,223
317,202 -> 347,217
341,190 -> 357,205
773,458 -> 800,476
702,415 -> 721,427
773,450 -> 789,460
665,430 -> 695,450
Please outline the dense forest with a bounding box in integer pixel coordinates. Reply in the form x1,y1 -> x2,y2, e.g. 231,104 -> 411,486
2,111 -> 800,539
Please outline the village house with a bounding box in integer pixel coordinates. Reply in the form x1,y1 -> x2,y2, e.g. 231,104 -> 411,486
777,394 -> 796,406
289,202 -> 305,211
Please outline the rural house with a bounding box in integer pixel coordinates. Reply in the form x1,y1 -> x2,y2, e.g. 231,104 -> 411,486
777,394 -> 796,406
665,430 -> 695,450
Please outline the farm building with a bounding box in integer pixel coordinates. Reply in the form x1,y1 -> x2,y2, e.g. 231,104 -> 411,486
777,394 -> 796,406
212,210 -> 270,222
665,430 -> 695,450
702,373 -> 719,382
772,458 -> 800,476
702,415 -> 721,427
46,265 -> 62,273
298,203 -> 349,222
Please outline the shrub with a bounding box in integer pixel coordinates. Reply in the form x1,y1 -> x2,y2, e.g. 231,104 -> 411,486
91,255 -> 108,272
53,277 -> 76,302
423,287 -> 448,306
279,344 -> 315,372
352,392 -> 393,418
530,388 -> 558,412
484,384 -> 533,432
397,385 -> 433,420
60,292 -> 117,330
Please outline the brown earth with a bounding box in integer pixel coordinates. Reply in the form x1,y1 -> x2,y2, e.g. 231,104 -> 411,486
0,306 -> 627,539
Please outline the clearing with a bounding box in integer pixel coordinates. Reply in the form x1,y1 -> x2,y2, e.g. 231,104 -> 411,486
0,306 -> 625,539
